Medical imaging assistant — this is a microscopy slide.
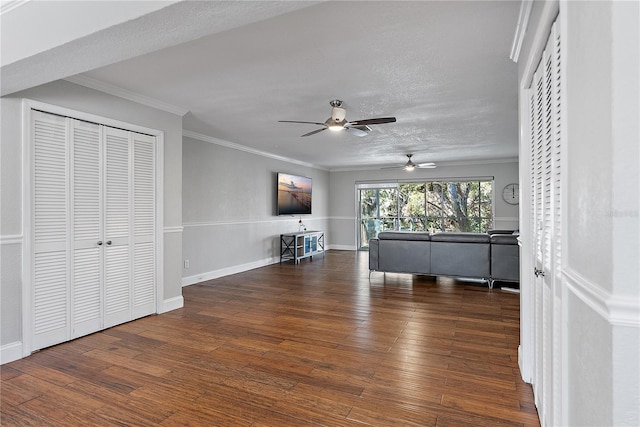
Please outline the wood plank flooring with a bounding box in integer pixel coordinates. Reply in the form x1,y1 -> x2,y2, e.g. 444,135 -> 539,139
1,250 -> 539,426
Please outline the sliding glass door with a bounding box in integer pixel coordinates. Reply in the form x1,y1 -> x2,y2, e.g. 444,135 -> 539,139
357,180 -> 493,249
358,185 -> 398,249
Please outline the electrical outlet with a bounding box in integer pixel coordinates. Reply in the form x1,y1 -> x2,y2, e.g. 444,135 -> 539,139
184,259 -> 190,269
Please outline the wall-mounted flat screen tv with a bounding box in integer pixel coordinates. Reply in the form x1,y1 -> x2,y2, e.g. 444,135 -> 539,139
277,172 -> 312,215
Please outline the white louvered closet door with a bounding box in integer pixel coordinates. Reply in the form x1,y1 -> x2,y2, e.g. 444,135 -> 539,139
30,110 -> 157,352
103,127 -> 132,328
528,20 -> 562,426
132,132 -> 156,319
31,111 -> 69,350
70,119 -> 103,338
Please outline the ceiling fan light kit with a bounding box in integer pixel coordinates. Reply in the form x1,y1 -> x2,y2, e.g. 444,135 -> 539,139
279,99 -> 396,137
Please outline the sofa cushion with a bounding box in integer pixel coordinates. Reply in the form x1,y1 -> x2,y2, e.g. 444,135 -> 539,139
430,240 -> 490,278
378,238 -> 431,274
378,231 -> 431,241
491,244 -> 520,281
431,232 -> 490,243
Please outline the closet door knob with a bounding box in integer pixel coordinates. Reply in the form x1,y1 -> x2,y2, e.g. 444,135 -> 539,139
106,241 -> 112,246
97,241 -> 103,246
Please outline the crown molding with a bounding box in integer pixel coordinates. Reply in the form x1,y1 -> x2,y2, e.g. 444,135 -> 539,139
0,0 -> 29,15
64,75 -> 189,117
510,0 -> 534,63
182,129 -> 328,171
329,157 -> 518,172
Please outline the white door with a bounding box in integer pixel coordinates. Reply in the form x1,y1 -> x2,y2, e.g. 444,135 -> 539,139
527,20 -> 563,426
70,119 -> 103,338
31,111 -> 69,350
103,127 -> 132,328
132,132 -> 156,319
29,110 -> 157,351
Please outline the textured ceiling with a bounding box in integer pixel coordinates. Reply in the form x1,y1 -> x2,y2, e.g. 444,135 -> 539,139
79,1 -> 520,170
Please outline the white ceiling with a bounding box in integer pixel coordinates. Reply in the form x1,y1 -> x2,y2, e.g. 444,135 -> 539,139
12,1 -> 522,171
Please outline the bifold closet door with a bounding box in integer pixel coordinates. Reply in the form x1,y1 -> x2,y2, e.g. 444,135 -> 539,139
30,110 -> 156,352
31,111 -> 69,350
102,127 -> 156,328
527,20 -> 562,425
103,127 -> 132,328
131,132 -> 156,320
70,119 -> 103,338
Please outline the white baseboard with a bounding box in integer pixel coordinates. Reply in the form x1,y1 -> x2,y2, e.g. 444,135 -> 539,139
1,341 -> 23,365
182,256 -> 280,286
327,245 -> 357,251
160,296 -> 184,313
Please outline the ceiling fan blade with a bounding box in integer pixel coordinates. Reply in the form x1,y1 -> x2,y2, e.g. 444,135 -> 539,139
279,120 -> 327,126
300,128 -> 327,137
345,126 -> 370,137
417,163 -> 437,168
347,117 -> 396,126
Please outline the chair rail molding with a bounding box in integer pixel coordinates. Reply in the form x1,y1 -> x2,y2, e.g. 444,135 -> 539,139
0,234 -> 23,245
164,226 -> 184,234
564,267 -> 640,327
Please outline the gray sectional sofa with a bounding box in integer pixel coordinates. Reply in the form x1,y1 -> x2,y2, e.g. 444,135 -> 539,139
368,230 -> 519,288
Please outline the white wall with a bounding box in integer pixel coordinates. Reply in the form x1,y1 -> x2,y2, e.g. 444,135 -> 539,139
518,1 -> 639,425
328,161 -> 519,249
564,1 -> 639,425
181,135 -> 330,285
0,80 -> 184,361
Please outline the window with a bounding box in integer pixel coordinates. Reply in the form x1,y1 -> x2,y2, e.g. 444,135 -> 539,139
357,179 -> 493,249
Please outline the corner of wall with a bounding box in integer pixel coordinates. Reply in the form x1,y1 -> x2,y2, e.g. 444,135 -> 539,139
160,296 -> 184,313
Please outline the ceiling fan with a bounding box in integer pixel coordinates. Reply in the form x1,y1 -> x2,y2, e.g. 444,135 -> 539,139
279,99 -> 396,137
383,154 -> 436,171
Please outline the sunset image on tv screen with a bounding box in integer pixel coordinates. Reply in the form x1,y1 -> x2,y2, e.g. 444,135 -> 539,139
277,173 -> 312,215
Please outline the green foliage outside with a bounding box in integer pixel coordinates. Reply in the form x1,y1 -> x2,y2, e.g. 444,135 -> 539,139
359,181 -> 493,248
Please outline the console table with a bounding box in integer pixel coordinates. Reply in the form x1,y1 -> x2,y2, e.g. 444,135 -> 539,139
280,231 -> 325,264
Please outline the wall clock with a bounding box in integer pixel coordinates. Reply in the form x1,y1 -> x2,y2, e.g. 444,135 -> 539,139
502,183 -> 519,205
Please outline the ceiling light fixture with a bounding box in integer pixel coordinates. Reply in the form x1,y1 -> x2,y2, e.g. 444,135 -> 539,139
327,122 -> 345,131
404,156 -> 416,171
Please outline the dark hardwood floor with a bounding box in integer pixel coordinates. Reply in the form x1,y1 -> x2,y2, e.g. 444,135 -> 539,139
1,250 -> 539,426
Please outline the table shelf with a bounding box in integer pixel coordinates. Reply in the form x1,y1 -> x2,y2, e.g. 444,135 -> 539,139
280,231 -> 325,264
